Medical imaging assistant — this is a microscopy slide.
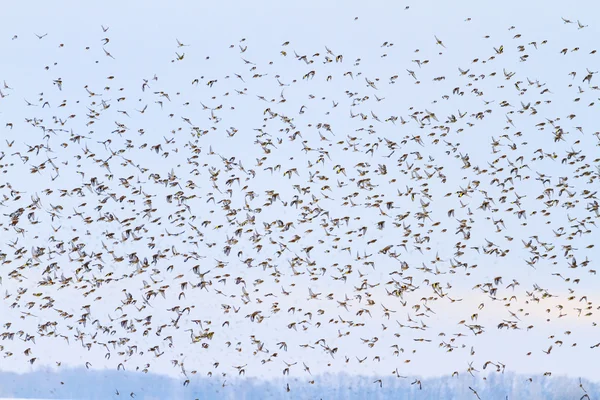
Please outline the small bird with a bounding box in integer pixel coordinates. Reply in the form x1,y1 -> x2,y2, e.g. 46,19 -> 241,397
435,35 -> 447,48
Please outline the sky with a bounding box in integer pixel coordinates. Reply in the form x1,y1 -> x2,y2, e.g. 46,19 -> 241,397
0,0 -> 599,395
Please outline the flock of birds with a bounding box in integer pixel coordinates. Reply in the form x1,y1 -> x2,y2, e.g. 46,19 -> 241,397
0,14 -> 599,398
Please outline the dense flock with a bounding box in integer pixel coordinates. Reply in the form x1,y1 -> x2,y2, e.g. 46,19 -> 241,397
0,14 -> 599,398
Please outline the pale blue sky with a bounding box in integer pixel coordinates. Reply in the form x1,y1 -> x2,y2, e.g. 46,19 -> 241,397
0,0 -> 599,392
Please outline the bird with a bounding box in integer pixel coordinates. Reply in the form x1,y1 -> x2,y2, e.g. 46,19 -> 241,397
435,35 -> 447,48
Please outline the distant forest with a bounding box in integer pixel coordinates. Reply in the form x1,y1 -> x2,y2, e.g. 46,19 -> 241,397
0,368 -> 597,399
